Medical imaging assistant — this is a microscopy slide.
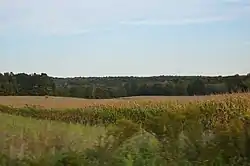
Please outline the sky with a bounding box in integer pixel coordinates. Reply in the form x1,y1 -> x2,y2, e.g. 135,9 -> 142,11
0,0 -> 250,77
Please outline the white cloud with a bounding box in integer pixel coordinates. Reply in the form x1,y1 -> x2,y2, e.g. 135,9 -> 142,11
120,16 -> 231,26
245,41 -> 250,45
43,28 -> 90,37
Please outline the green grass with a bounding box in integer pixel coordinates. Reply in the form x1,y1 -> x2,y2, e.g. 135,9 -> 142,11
0,113 -> 106,161
0,113 -> 161,166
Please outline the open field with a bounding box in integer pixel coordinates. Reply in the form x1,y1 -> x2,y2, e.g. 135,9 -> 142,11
1,93 -> 250,165
0,94 -> 241,109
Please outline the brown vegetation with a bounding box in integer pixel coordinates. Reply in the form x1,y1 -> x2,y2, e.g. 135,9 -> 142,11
0,93 -> 249,109
1,93 -> 250,164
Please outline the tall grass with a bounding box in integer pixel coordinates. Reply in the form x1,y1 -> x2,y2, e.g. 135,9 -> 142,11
0,113 -> 105,165
0,93 -> 250,165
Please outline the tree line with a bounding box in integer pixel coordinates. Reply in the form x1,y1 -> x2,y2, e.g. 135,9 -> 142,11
0,72 -> 250,99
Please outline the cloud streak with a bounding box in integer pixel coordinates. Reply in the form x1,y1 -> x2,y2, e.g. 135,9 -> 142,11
245,41 -> 250,45
120,16 -> 232,26
46,29 -> 90,37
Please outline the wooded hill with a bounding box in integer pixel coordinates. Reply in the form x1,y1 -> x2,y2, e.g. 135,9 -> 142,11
0,72 -> 250,99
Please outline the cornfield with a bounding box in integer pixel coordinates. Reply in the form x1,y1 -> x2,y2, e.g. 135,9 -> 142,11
0,93 -> 250,165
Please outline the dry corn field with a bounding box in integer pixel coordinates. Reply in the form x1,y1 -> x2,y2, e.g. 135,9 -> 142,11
1,93 -> 250,165
0,93 -> 246,109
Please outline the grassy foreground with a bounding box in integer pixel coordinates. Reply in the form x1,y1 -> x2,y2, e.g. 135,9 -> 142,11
0,113 -> 106,165
0,93 -> 250,165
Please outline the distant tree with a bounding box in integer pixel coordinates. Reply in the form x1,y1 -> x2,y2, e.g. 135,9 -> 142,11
163,83 -> 176,96
187,79 -> 206,96
175,82 -> 188,96
225,75 -> 248,93
1,72 -> 250,98
205,83 -> 228,95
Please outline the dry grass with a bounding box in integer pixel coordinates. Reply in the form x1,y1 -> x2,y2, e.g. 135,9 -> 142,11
0,93 -> 249,109
0,113 -> 106,160
0,93 -> 250,165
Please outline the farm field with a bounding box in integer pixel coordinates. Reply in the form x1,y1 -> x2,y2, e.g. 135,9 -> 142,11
0,113 -> 105,160
0,94 -> 231,109
0,93 -> 250,165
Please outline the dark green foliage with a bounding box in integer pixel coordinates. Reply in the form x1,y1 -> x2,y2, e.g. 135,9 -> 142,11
187,78 -> 206,95
0,73 -> 55,96
1,72 -> 250,99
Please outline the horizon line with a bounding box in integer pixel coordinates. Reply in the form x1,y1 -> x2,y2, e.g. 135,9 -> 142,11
1,71 -> 249,78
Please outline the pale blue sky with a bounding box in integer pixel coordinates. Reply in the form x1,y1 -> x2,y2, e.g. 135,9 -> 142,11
0,0 -> 250,77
